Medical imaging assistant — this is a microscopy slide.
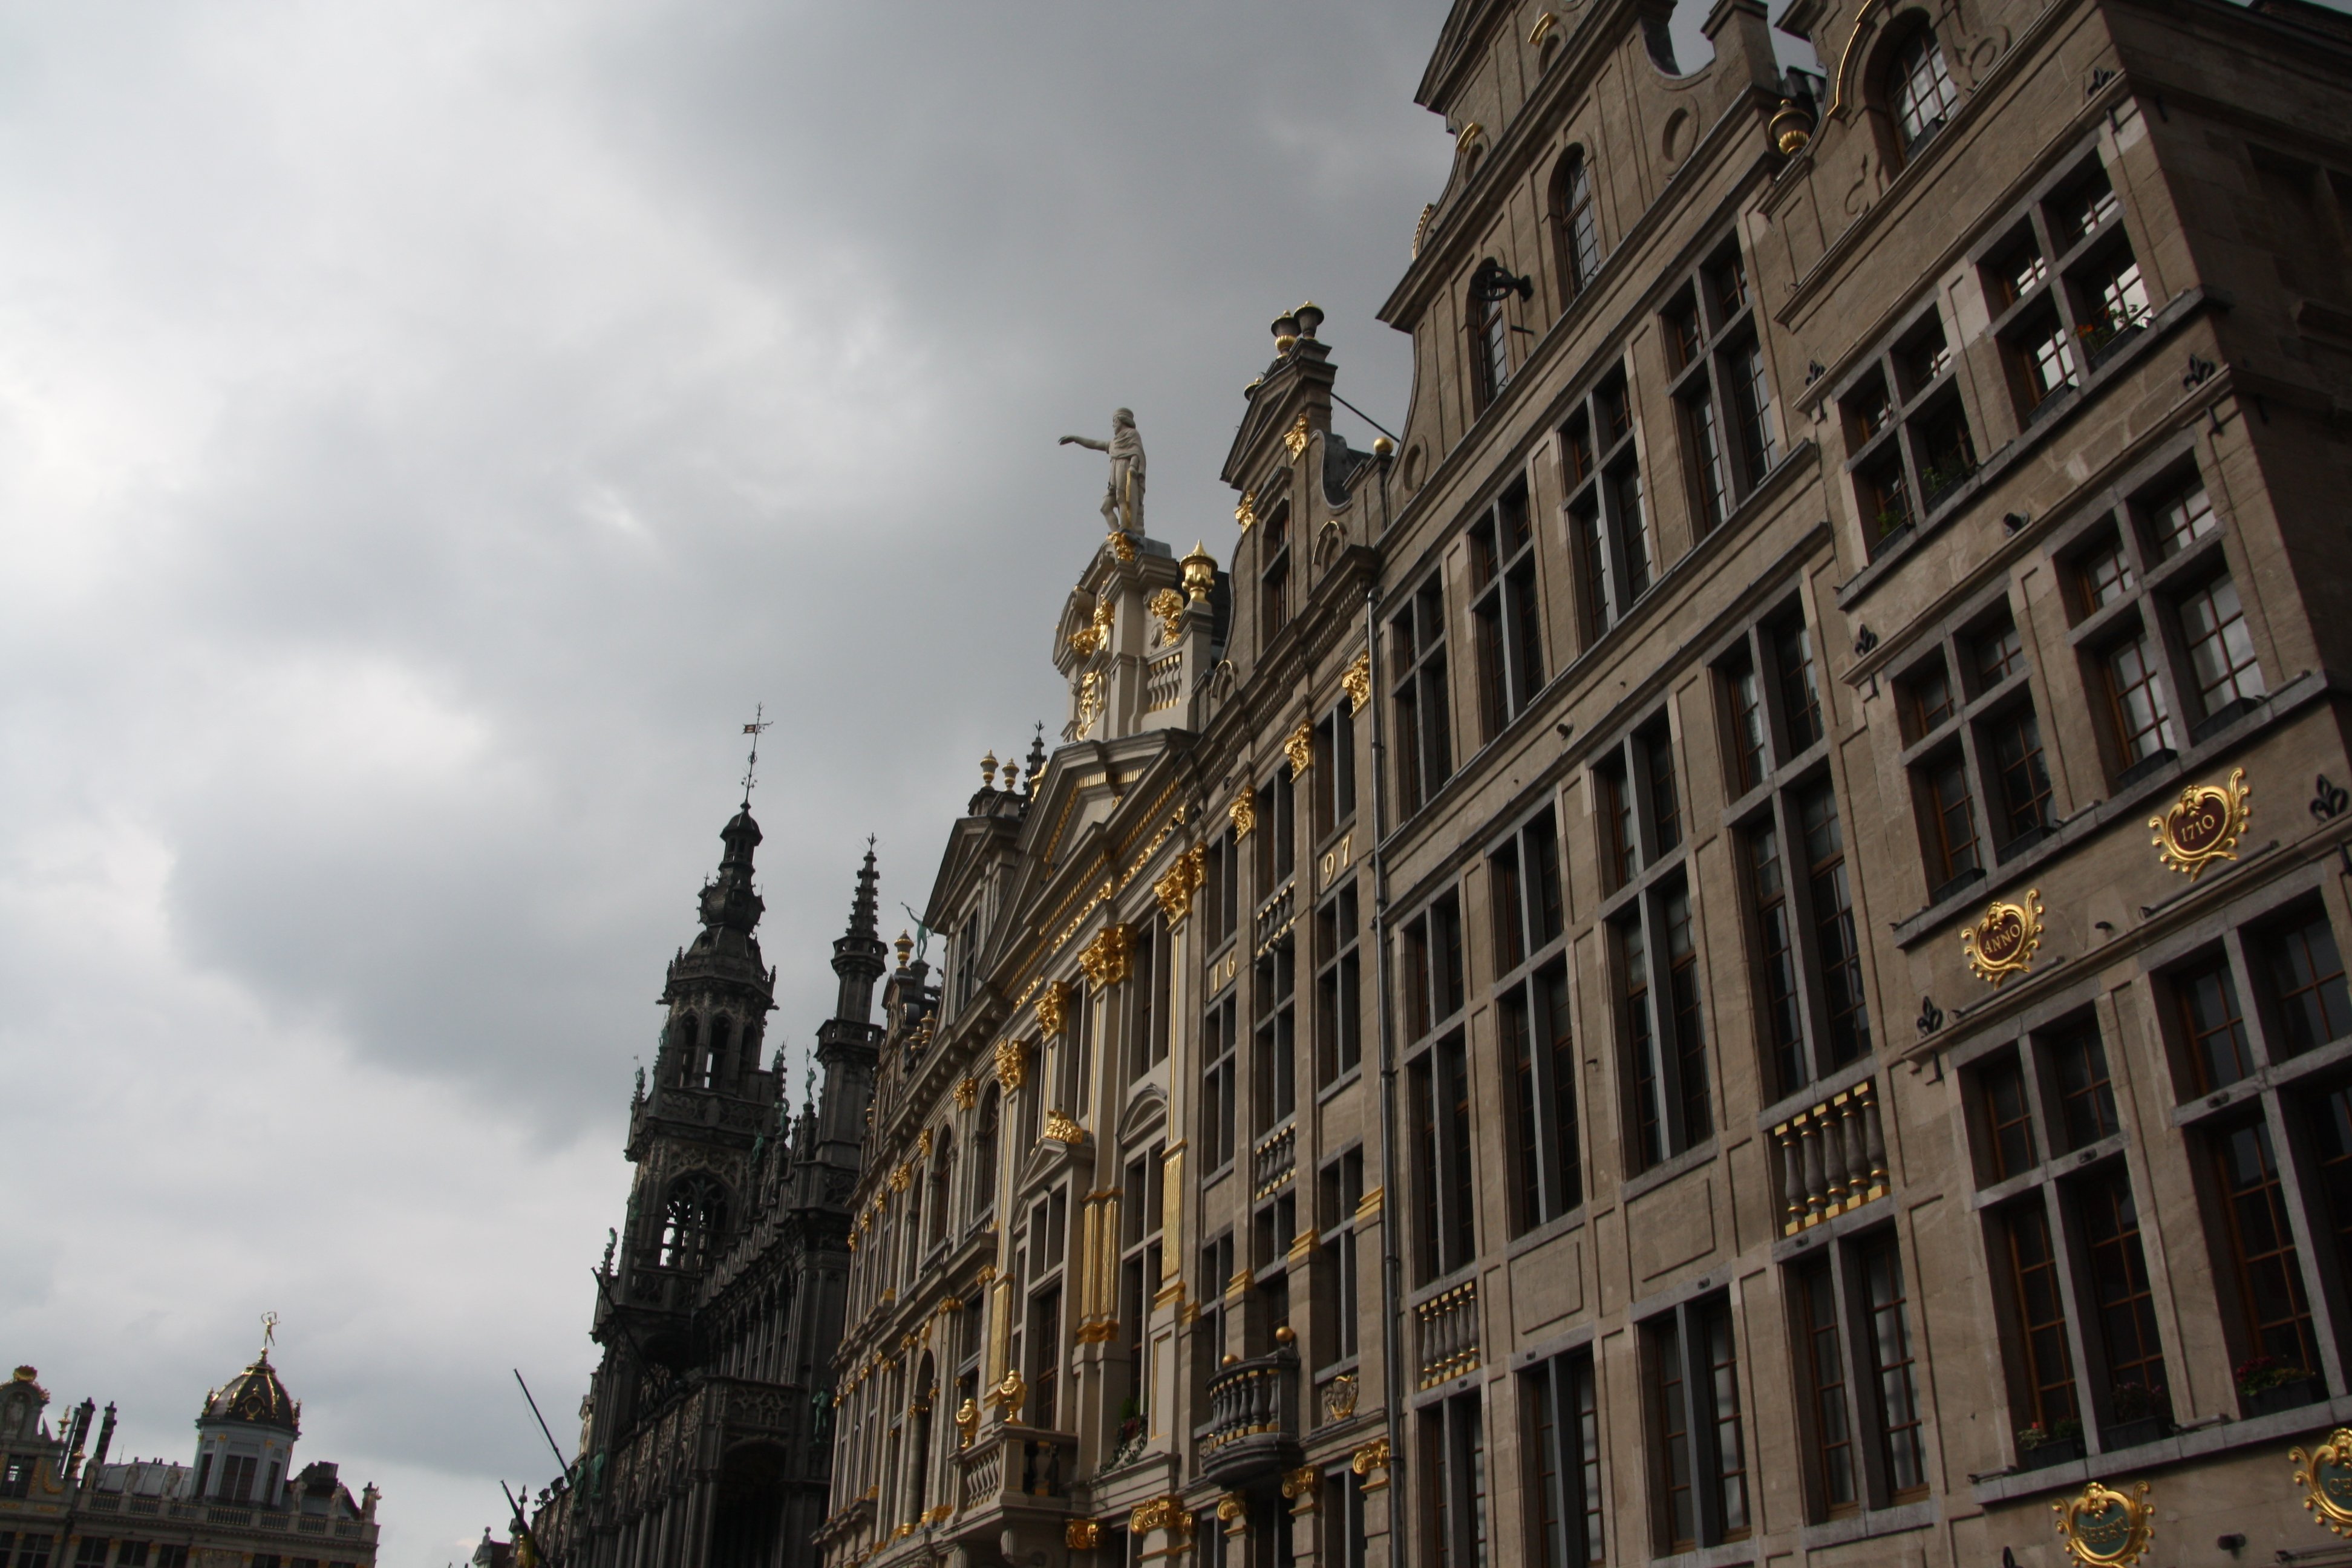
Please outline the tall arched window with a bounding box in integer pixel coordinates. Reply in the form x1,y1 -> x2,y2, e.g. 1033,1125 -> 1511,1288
659,1174 -> 728,1269
701,1018 -> 733,1090
973,1088 -> 1000,1220
903,1181 -> 925,1276
671,1014 -> 701,1086
1553,150 -> 1601,304
907,1355 -> 936,1523
1885,25 -> 1958,158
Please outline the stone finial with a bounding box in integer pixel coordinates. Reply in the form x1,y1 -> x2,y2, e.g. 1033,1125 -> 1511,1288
979,751 -> 998,788
1182,541 -> 1217,603
894,930 -> 913,969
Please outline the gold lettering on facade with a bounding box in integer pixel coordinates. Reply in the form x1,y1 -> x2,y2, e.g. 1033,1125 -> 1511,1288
2150,766 -> 2251,879
1962,889 -> 2044,987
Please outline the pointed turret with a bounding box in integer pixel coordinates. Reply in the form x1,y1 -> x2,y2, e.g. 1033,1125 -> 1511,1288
812,850 -> 885,1154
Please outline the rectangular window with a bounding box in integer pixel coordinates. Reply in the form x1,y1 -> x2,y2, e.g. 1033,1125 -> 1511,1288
1470,484 -> 1544,740
1644,1294 -> 1746,1550
1724,651 -> 1768,794
1318,1150 -> 1363,1364
1323,1469 -> 1369,1568
1663,242 -> 1775,529
220,1455 -> 257,1504
2214,1120 -> 2320,1376
2177,958 -> 2255,1091
1521,1349 -> 1603,1567
1800,785 -> 1871,1070
2074,1169 -> 2169,1411
116,1548 -> 148,1568
1203,995 -> 1238,1171
1420,1392 -> 1488,1568
1561,370 -> 1645,648
2261,911 -> 2351,1056
2050,1022 -> 2120,1149
1313,701 -> 1357,840
74,1543 -> 107,1568
1410,1033 -> 1478,1282
2178,574 -> 2264,714
1253,939 -> 1297,1132
1261,504 -> 1293,644
1746,822 -> 1805,1096
2103,631 -> 2177,763
1981,1052 -> 2037,1181
2308,1085 -> 2352,1289
1859,1235 -> 1926,1498
2000,1199 -> 2079,1429
1793,1259 -> 1857,1515
1986,707 -> 2054,843
1774,619 -> 1824,751
1391,575 -> 1454,815
1315,882 -> 1363,1086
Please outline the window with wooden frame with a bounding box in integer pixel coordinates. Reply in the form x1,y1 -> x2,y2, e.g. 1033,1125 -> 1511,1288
1981,151 -> 2157,427
1958,1009 -> 2167,1450
1115,1143 -> 1166,1446
1315,875 -> 1364,1089
1201,829 -> 1240,953
2057,457 -> 2263,784
1390,573 -> 1454,816
1520,1345 -> 1604,1566
1492,806 -> 1578,1233
1661,240 -> 1778,537
1260,501 -> 1293,645
1892,595 -> 2057,901
1252,931 -> 1297,1136
1561,368 -> 1648,644
1596,712 -> 1711,1168
1201,990 -> 1238,1175
1470,479 -> 1545,740
1837,298 -> 1975,557
1128,915 -> 1169,1084
1720,606 -> 1867,1103
1312,697 -> 1357,843
1420,1390 -> 1489,1568
1880,23 -> 1958,162
1255,765 -> 1296,897
1781,1229 -> 1927,1518
1408,1028 -> 1478,1283
1642,1293 -> 1748,1552
1316,1148 -> 1365,1374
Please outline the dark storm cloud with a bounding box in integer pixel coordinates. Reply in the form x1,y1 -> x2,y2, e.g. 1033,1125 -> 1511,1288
0,3 -> 1462,1560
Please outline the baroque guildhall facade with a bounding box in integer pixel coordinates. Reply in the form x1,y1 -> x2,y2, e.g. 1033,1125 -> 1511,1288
552,0 -> 2352,1561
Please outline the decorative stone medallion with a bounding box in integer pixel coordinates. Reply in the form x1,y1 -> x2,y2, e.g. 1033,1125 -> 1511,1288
1962,888 -> 2044,987
2150,766 -> 2251,880
2052,1479 -> 2154,1567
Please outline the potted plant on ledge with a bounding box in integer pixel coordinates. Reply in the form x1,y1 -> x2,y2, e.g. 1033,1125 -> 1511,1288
2237,1357 -> 2326,1417
2104,1381 -> 2172,1449
2014,1417 -> 2085,1470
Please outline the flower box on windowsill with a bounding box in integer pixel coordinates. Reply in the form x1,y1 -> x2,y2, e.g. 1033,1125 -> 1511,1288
2016,1434 -> 2085,1471
2103,1417 -> 2172,1451
2246,1376 -> 2327,1417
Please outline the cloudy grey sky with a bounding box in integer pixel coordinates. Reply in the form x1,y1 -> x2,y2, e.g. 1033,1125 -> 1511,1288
0,2 -> 1765,1561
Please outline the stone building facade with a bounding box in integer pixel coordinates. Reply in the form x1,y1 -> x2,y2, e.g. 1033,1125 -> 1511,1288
0,1353 -> 379,1568
809,0 -> 2352,1563
530,811 -> 884,1568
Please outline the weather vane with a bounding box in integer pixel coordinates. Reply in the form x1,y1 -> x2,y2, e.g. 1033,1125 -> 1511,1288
740,705 -> 771,805
261,1311 -> 279,1353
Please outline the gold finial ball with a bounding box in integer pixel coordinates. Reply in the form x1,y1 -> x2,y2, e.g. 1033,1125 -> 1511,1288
1372,436 -> 1395,459
980,751 -> 998,786
1002,761 -> 1021,791
1221,1353 -> 1240,1367
1273,1324 -> 1296,1345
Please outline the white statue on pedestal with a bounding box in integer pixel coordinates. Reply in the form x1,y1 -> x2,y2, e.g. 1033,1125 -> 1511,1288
1059,408 -> 1146,537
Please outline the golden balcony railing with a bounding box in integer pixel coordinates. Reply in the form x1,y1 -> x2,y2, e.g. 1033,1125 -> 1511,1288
1772,1077 -> 1890,1237
1415,1279 -> 1480,1389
